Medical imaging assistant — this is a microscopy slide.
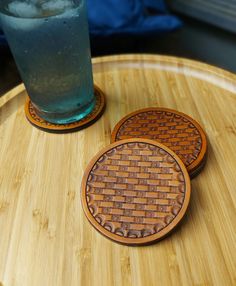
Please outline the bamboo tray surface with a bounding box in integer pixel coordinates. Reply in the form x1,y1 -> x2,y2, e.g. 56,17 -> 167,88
0,54 -> 236,286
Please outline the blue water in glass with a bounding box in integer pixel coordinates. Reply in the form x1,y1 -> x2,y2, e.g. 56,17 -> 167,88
0,0 -> 95,124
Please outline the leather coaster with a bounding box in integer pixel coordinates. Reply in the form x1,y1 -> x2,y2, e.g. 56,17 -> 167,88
81,138 -> 191,246
25,85 -> 106,133
111,108 -> 207,178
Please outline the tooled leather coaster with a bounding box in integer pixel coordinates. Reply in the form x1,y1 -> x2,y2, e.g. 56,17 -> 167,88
25,85 -> 106,133
81,138 -> 191,246
111,108 -> 207,178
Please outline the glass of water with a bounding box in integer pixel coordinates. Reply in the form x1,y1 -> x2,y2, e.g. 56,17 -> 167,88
0,0 -> 95,124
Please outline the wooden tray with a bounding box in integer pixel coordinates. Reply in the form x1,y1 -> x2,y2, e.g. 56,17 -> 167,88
1,55 -> 236,286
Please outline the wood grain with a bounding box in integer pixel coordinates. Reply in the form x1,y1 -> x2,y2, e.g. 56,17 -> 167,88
0,54 -> 236,286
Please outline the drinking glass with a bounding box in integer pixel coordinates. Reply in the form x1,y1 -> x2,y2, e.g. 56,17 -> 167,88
0,0 -> 95,124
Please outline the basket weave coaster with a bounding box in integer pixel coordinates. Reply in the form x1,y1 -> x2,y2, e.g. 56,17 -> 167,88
111,108 -> 207,178
81,138 -> 191,246
25,85 -> 106,133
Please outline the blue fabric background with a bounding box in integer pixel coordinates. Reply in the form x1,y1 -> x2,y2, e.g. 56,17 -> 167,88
0,0 -> 181,44
87,0 -> 182,36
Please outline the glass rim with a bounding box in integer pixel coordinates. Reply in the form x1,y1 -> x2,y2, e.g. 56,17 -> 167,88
0,0 -> 83,20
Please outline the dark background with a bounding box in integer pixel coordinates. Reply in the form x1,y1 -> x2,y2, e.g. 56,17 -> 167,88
1,10 -> 236,96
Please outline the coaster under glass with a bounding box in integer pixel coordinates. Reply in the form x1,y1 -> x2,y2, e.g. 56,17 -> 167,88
25,85 -> 106,133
